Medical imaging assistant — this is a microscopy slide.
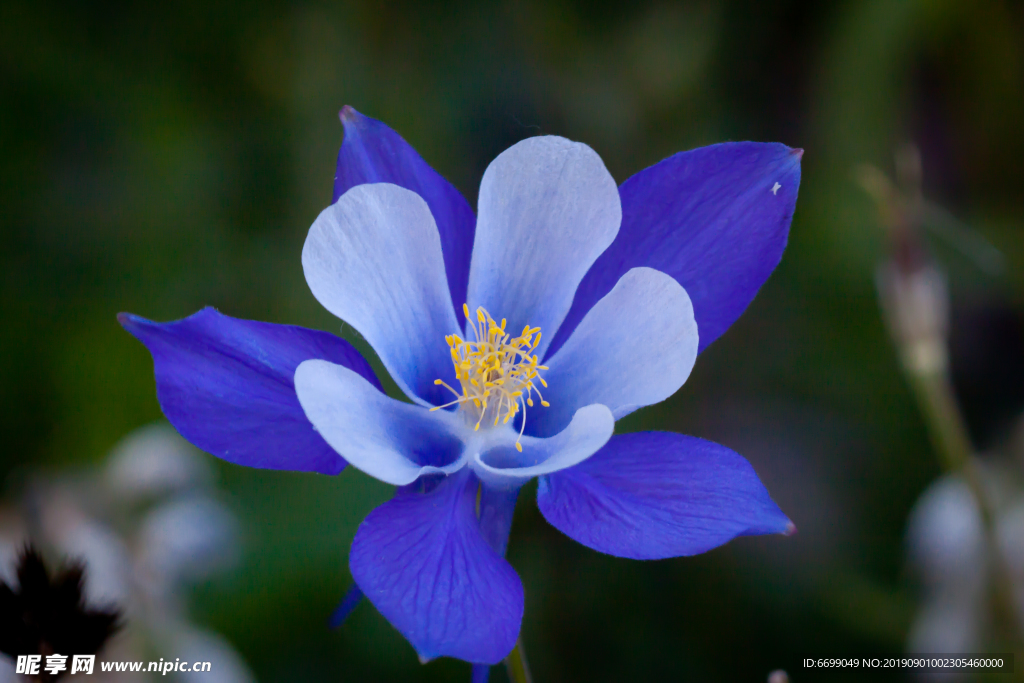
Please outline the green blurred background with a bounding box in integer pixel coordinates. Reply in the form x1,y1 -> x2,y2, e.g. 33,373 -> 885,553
3,0 -> 1024,680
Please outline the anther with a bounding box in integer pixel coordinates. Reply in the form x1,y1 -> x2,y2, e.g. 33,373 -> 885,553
434,305 -> 551,450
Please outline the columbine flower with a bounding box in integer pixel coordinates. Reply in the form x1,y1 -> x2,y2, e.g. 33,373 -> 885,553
120,107 -> 802,666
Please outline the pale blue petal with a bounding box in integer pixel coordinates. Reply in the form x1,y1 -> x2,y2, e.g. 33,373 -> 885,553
528,267 -> 697,437
333,107 -> 476,327
294,359 -> 466,486
302,183 -> 461,407
470,405 -> 614,489
467,136 -> 621,359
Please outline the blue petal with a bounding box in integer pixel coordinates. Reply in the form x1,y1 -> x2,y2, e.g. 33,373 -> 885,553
467,136 -> 621,359
294,359 -> 466,486
333,107 -> 476,327
118,308 -> 380,475
529,267 -> 697,437
349,470 -> 524,664
537,431 -> 793,559
548,143 -> 802,358
471,665 -> 492,683
303,183 -> 462,407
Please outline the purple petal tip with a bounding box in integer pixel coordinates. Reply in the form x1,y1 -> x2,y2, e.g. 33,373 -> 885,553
339,105 -> 360,124
117,311 -> 142,330
783,520 -> 798,536
791,148 -> 804,159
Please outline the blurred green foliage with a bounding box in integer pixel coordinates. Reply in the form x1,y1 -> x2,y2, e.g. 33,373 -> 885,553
3,0 -> 1024,680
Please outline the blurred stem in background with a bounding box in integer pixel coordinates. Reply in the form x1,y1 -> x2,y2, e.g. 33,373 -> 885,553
505,639 -> 533,683
860,146 -> 1024,658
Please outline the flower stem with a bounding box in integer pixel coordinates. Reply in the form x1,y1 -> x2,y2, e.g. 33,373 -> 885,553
477,487 -> 534,682
862,153 -> 1023,653
504,639 -> 533,683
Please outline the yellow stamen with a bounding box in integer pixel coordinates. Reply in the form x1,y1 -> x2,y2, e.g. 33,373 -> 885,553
433,305 -> 551,452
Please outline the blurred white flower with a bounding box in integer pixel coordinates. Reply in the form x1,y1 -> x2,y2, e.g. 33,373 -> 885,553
907,594 -> 982,655
906,472 -> 1024,659
137,496 -> 239,596
0,422 -> 254,683
105,424 -> 212,502
906,476 -> 986,595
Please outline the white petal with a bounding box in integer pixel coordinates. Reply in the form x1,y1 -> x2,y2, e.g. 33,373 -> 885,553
294,359 -> 466,486
302,183 -> 461,407
470,404 -> 614,489
530,267 -> 697,436
467,136 -> 621,359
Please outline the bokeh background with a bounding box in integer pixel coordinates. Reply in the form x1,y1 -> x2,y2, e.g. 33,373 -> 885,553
3,0 -> 1024,681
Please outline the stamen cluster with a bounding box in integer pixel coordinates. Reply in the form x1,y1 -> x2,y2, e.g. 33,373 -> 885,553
433,304 -> 549,452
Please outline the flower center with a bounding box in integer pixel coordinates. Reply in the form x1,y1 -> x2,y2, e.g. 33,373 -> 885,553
432,304 -> 550,452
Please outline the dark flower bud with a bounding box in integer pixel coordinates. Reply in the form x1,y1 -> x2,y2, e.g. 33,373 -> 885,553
0,545 -> 121,681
